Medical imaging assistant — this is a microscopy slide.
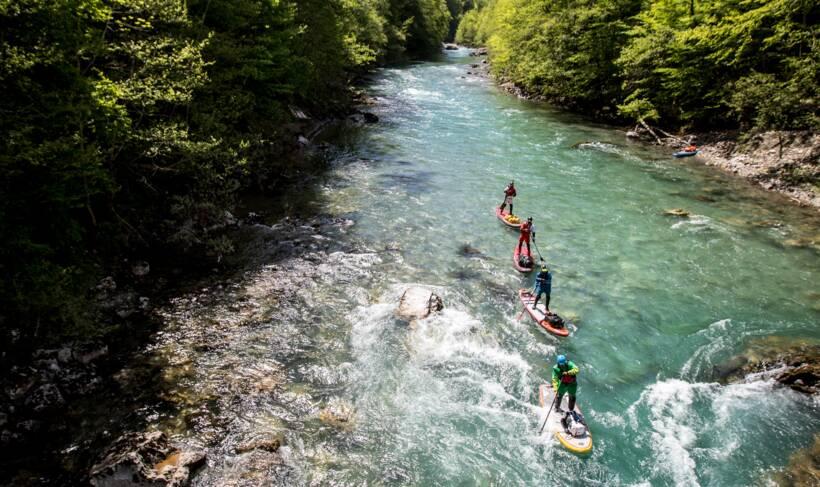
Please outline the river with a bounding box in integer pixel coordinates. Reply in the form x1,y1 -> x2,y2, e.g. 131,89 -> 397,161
147,49 -> 819,486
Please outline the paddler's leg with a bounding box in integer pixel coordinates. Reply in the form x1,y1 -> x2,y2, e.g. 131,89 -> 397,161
567,383 -> 577,411
510,202 -> 514,215
555,383 -> 568,412
544,293 -> 550,311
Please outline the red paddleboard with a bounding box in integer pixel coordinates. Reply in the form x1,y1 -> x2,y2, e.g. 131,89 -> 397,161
495,207 -> 522,229
519,289 -> 570,337
513,245 -> 534,273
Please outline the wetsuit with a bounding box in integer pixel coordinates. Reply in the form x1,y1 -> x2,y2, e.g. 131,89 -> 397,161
552,361 -> 579,412
533,269 -> 551,310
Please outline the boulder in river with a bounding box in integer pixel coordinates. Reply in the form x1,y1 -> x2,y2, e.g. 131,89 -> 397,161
396,287 -> 443,321
716,337 -> 820,395
443,43 -> 459,50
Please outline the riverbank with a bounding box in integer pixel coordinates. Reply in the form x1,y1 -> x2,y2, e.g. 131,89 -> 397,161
463,46 -> 819,211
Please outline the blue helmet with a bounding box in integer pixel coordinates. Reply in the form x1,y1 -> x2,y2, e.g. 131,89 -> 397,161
557,355 -> 567,365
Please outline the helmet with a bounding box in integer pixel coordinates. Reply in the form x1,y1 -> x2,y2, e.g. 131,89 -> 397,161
541,265 -> 549,272
527,217 -> 533,222
557,355 -> 567,365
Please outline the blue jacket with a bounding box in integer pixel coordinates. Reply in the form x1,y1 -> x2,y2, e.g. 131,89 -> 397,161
535,270 -> 551,293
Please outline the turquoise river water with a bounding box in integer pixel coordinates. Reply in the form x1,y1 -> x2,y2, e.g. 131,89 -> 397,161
155,49 -> 819,486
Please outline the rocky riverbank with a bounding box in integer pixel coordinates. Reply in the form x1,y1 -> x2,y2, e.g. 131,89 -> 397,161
643,129 -> 819,210
461,46 -> 819,212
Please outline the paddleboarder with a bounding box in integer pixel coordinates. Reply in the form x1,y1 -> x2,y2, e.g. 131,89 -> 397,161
552,355 -> 579,413
499,181 -> 516,216
517,217 -> 535,261
532,264 -> 551,311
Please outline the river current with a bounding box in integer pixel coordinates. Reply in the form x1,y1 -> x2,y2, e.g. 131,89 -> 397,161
152,49 -> 819,486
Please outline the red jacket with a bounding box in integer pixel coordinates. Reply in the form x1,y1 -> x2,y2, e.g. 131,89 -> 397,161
504,186 -> 516,197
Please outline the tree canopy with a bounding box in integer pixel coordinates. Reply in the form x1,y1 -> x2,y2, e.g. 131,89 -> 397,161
456,0 -> 818,131
0,0 -> 453,348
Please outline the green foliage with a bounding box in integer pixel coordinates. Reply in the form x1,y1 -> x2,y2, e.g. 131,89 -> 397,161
454,0 -> 818,129
0,0 -> 453,347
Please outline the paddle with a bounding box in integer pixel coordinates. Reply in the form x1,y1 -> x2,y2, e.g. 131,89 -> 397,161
533,238 -> 544,261
538,389 -> 558,435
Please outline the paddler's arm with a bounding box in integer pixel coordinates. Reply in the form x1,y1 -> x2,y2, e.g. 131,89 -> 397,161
565,362 -> 579,376
551,366 -> 560,390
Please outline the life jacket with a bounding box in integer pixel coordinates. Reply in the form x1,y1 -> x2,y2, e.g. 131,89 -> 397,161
505,186 -> 516,197
558,365 -> 576,384
520,222 -> 532,237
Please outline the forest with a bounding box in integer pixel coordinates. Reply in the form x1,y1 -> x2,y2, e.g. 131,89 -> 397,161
1,0 -> 817,353
0,0 -> 457,354
457,0 -> 818,132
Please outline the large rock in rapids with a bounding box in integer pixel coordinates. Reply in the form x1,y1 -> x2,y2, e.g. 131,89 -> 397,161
90,431 -> 206,487
396,287 -> 443,321
717,337 -> 820,395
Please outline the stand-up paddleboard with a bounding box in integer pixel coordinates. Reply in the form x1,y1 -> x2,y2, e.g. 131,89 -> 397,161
495,207 -> 522,229
539,384 -> 593,454
513,246 -> 534,273
519,289 -> 570,337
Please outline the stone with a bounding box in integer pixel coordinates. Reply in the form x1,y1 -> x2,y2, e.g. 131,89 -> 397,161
362,112 -> 379,124
319,398 -> 356,430
626,130 -> 640,139
443,43 -> 459,50
717,337 -> 820,395
57,347 -> 73,363
25,384 -> 65,412
132,261 -> 150,277
77,345 -> 108,365
396,287 -> 443,321
97,277 -> 117,293
90,431 -> 206,487
663,208 -> 690,217
769,434 -> 820,486
235,437 -> 281,454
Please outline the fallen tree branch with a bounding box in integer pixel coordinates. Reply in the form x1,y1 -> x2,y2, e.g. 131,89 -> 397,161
639,118 -> 662,144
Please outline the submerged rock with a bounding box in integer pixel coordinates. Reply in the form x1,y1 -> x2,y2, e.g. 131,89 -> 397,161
458,244 -> 484,258
664,208 -> 691,218
396,287 -> 443,321
717,337 -> 820,395
319,398 -> 356,430
769,433 -> 820,486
